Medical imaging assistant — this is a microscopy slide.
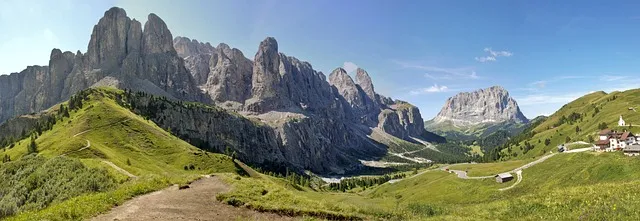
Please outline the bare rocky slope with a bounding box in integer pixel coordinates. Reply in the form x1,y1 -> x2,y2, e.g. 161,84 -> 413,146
425,86 -> 529,138
0,7 -> 435,174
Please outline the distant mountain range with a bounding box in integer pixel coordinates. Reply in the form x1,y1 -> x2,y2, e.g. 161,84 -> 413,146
425,86 -> 529,140
0,7 -> 436,174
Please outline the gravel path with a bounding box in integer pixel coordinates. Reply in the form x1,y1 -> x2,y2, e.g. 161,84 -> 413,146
91,176 -> 295,221
101,160 -> 137,178
61,139 -> 90,156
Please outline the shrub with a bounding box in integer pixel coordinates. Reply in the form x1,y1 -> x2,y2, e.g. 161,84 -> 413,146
0,155 -> 116,218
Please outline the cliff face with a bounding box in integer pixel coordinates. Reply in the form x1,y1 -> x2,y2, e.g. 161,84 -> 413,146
0,7 -> 203,123
123,91 -> 381,174
0,7 -> 432,174
431,86 -> 528,127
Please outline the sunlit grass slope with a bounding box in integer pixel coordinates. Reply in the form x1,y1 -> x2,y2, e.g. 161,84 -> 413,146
447,159 -> 533,176
503,89 -> 640,160
2,87 -> 236,220
219,151 -> 640,220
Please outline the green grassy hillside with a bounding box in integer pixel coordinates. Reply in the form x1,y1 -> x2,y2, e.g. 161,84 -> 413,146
218,151 -> 640,220
1,88 -> 236,220
500,89 -> 640,160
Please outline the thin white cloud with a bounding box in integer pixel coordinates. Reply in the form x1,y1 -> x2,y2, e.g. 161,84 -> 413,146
424,73 -> 452,80
475,47 -> 513,62
394,60 -> 479,80
531,80 -> 546,88
343,61 -> 358,73
515,76 -> 587,92
410,84 -> 449,95
470,71 -> 479,79
603,78 -> 640,92
600,75 -> 629,82
516,92 -> 585,106
484,48 -> 513,57
475,56 -> 496,62
555,75 -> 586,80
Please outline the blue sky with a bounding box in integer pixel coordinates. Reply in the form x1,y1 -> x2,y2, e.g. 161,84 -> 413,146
2,0 -> 640,119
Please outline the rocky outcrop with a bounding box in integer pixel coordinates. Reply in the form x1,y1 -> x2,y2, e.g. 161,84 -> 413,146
430,86 -> 528,127
328,68 -> 378,126
355,68 -> 379,105
0,7 -> 204,123
245,37 -> 286,112
329,68 -> 366,109
173,37 -> 215,85
393,101 -> 426,138
377,109 -> 407,139
0,66 -> 49,122
173,36 -> 214,58
203,43 -> 253,103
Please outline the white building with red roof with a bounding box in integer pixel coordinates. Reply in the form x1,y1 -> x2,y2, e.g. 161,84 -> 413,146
596,129 -> 637,152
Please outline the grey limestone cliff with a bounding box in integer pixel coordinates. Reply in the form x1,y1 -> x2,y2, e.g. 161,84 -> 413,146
0,7 -> 204,122
430,86 -> 528,127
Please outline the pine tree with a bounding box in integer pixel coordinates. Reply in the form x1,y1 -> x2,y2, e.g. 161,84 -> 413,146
28,136 -> 38,154
544,138 -> 551,146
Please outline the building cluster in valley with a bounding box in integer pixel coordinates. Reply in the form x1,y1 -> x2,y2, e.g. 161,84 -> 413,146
594,116 -> 640,155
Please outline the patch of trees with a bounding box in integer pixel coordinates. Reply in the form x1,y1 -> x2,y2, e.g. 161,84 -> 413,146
598,122 -> 608,130
521,141 -> 535,154
478,130 -> 510,153
409,143 -> 477,164
592,106 -> 600,117
553,112 -> 583,127
544,138 -> 551,146
495,116 -> 547,160
421,130 -> 446,143
256,168 -> 313,189
325,173 -> 407,192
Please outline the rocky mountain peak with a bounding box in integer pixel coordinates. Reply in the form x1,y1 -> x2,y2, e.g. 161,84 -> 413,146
86,6 -> 132,68
328,68 -> 360,106
104,6 -> 127,17
328,67 -> 379,121
50,48 -> 63,60
142,13 -> 175,55
432,86 -> 528,127
328,68 -> 352,83
248,37 -> 283,110
173,36 -> 214,58
355,68 -> 376,102
217,43 -> 231,51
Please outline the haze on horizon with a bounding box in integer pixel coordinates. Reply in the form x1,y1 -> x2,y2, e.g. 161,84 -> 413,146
2,0 -> 640,118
